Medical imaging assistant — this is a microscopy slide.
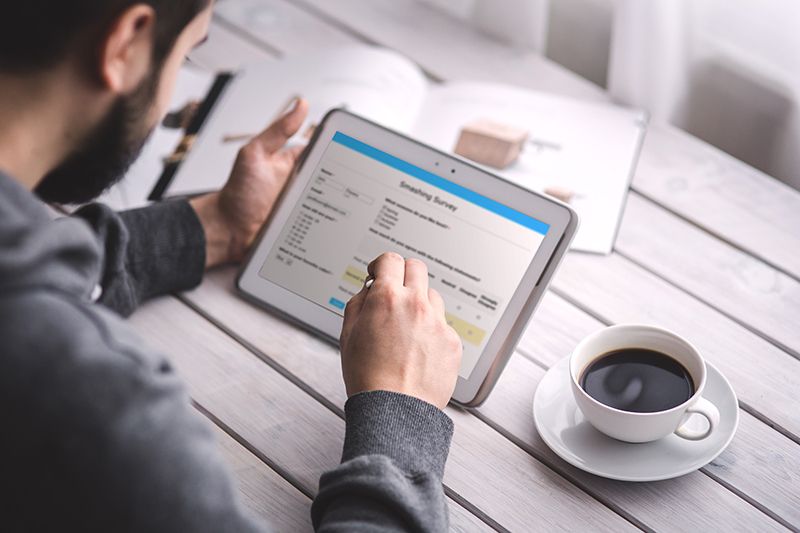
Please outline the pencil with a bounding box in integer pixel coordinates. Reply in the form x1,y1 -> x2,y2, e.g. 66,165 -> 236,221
221,94 -> 300,144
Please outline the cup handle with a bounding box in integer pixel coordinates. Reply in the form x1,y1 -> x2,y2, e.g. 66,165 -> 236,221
674,397 -> 720,441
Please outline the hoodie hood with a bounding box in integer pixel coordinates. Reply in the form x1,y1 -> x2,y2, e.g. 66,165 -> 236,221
0,171 -> 101,299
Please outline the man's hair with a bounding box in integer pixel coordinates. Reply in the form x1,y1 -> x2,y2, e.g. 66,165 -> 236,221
0,0 -> 211,74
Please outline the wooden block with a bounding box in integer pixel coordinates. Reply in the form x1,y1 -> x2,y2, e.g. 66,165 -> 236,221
544,185 -> 575,203
454,118 -> 528,169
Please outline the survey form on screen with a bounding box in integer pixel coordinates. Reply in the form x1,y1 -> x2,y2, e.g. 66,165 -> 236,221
259,132 -> 548,378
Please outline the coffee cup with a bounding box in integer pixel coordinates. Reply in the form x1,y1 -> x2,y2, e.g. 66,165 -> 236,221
569,324 -> 720,443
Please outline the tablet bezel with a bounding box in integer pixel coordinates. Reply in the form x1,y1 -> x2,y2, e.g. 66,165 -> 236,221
237,109 -> 577,407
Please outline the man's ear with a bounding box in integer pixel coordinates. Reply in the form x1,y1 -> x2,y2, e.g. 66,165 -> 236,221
99,4 -> 156,93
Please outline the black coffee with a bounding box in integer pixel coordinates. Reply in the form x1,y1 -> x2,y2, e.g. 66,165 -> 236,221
580,348 -> 694,413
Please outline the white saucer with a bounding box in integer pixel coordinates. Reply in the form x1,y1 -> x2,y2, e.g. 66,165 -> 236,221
533,356 -> 739,481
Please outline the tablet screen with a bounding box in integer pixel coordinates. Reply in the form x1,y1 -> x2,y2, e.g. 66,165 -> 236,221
259,132 -> 550,379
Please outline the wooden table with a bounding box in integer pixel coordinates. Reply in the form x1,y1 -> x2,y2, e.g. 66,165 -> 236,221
129,1 -> 800,531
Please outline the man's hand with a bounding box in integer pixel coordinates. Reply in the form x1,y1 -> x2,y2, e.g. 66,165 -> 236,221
190,98 -> 309,267
339,253 -> 463,410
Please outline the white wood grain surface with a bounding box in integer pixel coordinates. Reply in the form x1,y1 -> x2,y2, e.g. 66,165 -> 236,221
219,0 -> 606,101
633,125 -> 800,277
516,291 -> 800,529
120,2 -> 800,531
552,252 -> 800,441
210,0 -> 800,359
129,296 -> 489,532
213,425 -> 313,531
190,17 -> 271,71
215,0 -> 357,56
175,271 -> 638,532
478,355 -> 788,533
207,1 -> 800,439
185,268 -> 794,531
212,0 -> 800,509
616,193 -> 800,358
232,0 -> 800,278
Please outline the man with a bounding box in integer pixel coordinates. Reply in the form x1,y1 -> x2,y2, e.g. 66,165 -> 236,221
0,1 -> 463,531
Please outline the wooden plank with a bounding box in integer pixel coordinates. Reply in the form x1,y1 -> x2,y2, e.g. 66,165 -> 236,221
215,0 -> 357,55
212,425 -> 313,531
215,423 -> 505,532
551,252 -> 800,441
479,353 -> 791,532
178,270 -> 638,532
250,0 -> 800,278
129,298 -> 344,493
616,193 -> 800,358
187,268 -> 797,531
517,291 -> 800,529
633,125 -> 800,278
129,296 -> 488,532
190,17 -> 272,71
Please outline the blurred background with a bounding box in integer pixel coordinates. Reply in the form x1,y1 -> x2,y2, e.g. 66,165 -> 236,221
109,0 -> 800,210
421,0 -> 800,191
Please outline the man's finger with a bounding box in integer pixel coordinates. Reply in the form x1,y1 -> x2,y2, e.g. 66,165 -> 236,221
340,288 -> 366,346
367,252 -> 405,288
273,144 -> 305,168
252,97 -> 309,155
344,286 -> 367,321
267,144 -> 307,180
428,287 -> 446,317
283,144 -> 306,160
403,258 -> 429,292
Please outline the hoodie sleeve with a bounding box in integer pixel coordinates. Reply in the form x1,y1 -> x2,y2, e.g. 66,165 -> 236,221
73,201 -> 206,316
311,391 -> 453,532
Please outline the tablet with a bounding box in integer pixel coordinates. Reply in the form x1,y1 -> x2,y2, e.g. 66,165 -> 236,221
238,109 -> 578,406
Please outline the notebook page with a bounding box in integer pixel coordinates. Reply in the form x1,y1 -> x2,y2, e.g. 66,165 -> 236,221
168,46 -> 429,196
412,82 -> 647,254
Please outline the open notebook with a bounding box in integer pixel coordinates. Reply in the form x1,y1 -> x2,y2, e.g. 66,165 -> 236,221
157,45 -> 647,254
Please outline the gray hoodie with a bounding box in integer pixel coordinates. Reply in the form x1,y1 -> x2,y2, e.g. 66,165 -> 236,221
0,170 -> 453,532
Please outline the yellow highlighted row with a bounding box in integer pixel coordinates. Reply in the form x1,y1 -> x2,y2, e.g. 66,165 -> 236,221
445,312 -> 486,347
341,264 -> 486,346
342,265 -> 367,286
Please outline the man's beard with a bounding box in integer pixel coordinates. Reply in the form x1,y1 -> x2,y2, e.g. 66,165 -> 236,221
35,71 -> 159,205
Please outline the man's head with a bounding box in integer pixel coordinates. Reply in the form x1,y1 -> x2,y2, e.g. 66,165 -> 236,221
0,1 -> 213,203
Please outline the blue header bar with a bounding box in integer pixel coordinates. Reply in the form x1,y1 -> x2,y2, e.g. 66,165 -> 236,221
332,132 -> 549,235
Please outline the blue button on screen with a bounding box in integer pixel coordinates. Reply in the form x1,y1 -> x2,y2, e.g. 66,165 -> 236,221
328,297 -> 346,309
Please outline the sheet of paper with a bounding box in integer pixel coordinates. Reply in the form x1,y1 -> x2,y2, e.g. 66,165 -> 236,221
412,82 -> 648,254
168,46 -> 429,197
94,65 -> 215,210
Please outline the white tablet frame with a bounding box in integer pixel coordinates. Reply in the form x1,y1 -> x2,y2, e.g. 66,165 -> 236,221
238,109 -> 578,407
